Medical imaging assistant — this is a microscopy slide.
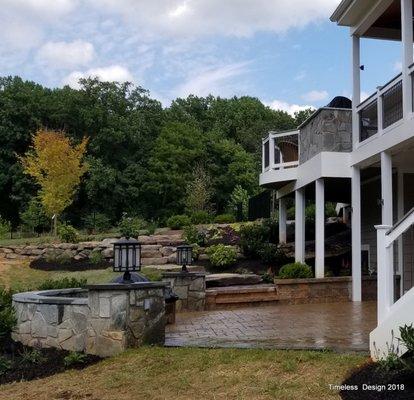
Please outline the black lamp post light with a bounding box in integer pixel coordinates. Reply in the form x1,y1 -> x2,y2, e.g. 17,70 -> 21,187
176,245 -> 193,272
113,238 -> 141,282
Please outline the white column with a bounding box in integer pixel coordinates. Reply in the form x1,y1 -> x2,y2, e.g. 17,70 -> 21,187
352,166 -> 362,302
295,188 -> 305,263
381,152 -> 393,225
315,179 -> 325,278
377,88 -> 383,134
279,197 -> 287,244
397,170 -> 404,296
262,141 -> 265,172
376,225 -> 394,323
352,35 -> 361,149
401,0 -> 413,117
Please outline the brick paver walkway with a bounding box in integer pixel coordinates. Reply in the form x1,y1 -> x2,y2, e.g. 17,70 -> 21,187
165,301 -> 377,352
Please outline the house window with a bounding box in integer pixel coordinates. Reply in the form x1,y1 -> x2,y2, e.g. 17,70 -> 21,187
264,141 -> 269,168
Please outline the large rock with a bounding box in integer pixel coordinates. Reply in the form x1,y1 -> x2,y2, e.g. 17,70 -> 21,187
206,273 -> 263,288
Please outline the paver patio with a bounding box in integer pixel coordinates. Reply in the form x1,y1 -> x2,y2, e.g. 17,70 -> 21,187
165,301 -> 377,352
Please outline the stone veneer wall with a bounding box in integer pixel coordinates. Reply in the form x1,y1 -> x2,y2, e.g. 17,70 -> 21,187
0,234 -> 185,266
12,282 -> 166,357
162,272 -> 206,311
299,108 -> 352,164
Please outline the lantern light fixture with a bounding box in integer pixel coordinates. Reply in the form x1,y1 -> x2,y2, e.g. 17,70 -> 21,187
176,245 -> 193,273
113,238 -> 141,282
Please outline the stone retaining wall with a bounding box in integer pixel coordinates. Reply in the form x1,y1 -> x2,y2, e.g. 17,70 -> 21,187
0,234 -> 185,266
12,282 -> 166,357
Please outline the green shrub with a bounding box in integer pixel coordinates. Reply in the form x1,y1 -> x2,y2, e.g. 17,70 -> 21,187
0,216 -> 11,239
190,211 -> 213,224
19,348 -> 45,365
0,357 -> 11,375
37,277 -> 87,290
83,213 -> 111,233
20,198 -> 49,233
64,352 -> 87,367
58,223 -> 78,243
214,214 -> 236,224
118,213 -> 146,238
206,244 -> 237,268
44,250 -> 72,265
400,324 -> 414,353
239,223 -> 269,259
278,263 -> 313,279
0,288 -> 16,346
258,243 -> 289,267
166,215 -> 191,230
183,225 -> 206,246
228,185 -> 249,220
89,250 -> 104,265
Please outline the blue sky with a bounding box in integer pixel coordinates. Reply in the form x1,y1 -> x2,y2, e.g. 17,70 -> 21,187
0,0 -> 403,114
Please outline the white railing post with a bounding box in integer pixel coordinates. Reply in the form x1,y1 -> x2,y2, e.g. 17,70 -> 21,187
352,35 -> 361,149
376,225 -> 394,324
377,88 -> 383,134
401,0 -> 413,118
269,135 -> 275,169
352,166 -> 362,302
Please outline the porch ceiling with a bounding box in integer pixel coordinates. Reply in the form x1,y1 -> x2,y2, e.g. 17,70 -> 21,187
331,0 -> 412,41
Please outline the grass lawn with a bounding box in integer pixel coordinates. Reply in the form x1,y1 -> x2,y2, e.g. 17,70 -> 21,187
1,347 -> 366,400
0,259 -> 162,291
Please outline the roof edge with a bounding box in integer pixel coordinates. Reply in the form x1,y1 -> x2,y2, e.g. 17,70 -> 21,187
330,0 -> 353,22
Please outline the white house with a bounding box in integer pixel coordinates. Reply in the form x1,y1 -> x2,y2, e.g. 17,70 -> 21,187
261,0 -> 414,359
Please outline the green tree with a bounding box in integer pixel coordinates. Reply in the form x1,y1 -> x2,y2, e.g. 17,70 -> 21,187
20,198 -> 49,233
185,164 -> 213,213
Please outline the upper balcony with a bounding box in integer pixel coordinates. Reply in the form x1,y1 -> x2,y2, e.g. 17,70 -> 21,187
260,105 -> 353,189
260,130 -> 299,188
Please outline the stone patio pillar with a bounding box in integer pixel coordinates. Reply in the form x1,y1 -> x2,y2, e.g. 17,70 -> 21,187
162,272 -> 206,312
295,188 -> 305,263
87,282 -> 167,357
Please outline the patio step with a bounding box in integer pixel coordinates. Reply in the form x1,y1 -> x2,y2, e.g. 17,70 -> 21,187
206,284 -> 279,310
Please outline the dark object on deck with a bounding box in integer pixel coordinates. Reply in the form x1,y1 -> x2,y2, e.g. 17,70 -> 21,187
326,96 -> 352,109
248,191 -> 271,221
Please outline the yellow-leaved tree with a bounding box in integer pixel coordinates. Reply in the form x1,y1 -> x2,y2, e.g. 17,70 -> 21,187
20,129 -> 89,235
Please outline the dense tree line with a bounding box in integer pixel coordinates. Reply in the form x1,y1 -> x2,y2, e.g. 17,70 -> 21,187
0,76 -> 311,228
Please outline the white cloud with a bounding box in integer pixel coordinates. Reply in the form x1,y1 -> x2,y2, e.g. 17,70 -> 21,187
93,0 -> 339,38
301,90 -> 329,102
294,71 -> 307,81
37,40 -> 95,70
393,61 -> 402,72
3,0 -> 77,19
62,65 -> 134,88
175,61 -> 250,98
266,100 -> 315,116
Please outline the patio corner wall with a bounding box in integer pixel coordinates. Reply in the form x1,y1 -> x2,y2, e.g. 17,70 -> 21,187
162,272 -> 206,311
12,282 -> 167,358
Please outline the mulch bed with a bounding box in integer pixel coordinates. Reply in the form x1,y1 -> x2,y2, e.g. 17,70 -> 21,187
0,341 -> 102,385
30,258 -> 110,271
340,362 -> 414,400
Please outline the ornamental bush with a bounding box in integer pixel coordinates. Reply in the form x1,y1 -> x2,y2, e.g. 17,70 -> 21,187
239,223 -> 269,259
0,288 -> 16,347
206,244 -> 237,268
183,225 -> 206,246
37,277 -> 87,290
278,262 -> 313,279
214,214 -> 236,224
190,210 -> 213,225
166,214 -> 191,230
118,213 -> 146,238
58,223 -> 78,243
258,243 -> 289,267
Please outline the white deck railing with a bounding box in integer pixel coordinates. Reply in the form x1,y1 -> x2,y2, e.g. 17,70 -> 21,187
375,207 -> 414,323
357,73 -> 404,145
262,130 -> 299,173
